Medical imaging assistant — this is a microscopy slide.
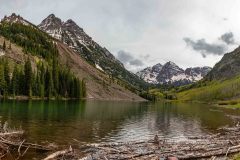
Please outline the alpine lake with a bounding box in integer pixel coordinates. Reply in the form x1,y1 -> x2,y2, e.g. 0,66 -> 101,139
0,100 -> 239,159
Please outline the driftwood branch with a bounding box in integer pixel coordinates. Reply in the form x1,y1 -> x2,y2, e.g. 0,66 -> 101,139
18,139 -> 25,156
0,123 -> 54,160
43,146 -> 73,160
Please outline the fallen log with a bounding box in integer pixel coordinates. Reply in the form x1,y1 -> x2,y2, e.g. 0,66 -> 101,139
0,131 -> 24,137
0,138 -> 52,151
43,146 -> 73,160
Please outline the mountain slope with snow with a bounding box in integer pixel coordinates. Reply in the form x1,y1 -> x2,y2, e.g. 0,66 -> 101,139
0,13 -> 146,101
137,62 -> 211,86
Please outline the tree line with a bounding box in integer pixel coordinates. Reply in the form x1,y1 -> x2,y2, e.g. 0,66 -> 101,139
0,57 -> 86,99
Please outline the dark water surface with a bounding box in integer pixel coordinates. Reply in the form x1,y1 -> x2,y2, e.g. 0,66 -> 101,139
0,100 -> 239,158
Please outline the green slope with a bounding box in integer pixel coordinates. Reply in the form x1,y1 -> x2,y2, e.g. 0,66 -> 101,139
177,76 -> 240,102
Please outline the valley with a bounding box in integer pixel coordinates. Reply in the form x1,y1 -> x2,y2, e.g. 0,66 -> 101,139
0,3 -> 240,159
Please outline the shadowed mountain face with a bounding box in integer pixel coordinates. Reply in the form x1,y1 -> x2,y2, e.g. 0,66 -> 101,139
38,14 -> 147,90
137,61 -> 211,86
205,46 -> 240,81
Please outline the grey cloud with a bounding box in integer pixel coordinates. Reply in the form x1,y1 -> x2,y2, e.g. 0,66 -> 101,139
220,32 -> 235,44
183,38 -> 227,58
142,54 -> 150,60
129,59 -> 144,66
117,50 -> 134,62
117,50 -> 144,66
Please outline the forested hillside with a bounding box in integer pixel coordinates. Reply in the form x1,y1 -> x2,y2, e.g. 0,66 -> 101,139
0,22 -> 86,99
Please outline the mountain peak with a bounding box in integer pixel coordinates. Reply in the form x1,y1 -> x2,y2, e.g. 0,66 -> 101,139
63,19 -> 83,31
1,13 -> 30,26
39,14 -> 62,27
153,63 -> 162,67
163,61 -> 182,72
47,14 -> 56,18
165,61 -> 178,67
65,19 -> 76,24
38,14 -> 63,39
152,63 -> 163,73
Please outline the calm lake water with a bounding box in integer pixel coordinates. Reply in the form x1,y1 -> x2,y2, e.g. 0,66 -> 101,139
0,100 -> 240,158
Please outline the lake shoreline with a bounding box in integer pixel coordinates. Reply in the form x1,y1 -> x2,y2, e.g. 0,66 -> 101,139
0,95 -> 148,102
169,99 -> 240,110
2,125 -> 240,160
76,125 -> 240,160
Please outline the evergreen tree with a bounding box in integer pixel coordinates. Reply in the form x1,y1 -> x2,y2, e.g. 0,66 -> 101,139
9,42 -> 11,50
45,68 -> 54,98
34,71 -> 41,97
4,61 -> 10,94
52,57 -> 59,96
18,69 -> 25,95
81,79 -> 86,98
31,72 -> 37,96
24,57 -> 32,97
11,65 -> 18,97
0,65 -> 5,96
3,40 -> 6,51
74,78 -> 81,98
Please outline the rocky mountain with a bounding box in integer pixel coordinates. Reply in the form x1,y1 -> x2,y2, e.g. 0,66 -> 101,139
205,46 -> 240,81
0,13 -> 32,26
137,62 -> 211,86
136,63 -> 163,84
38,14 -> 146,89
0,13 -> 146,101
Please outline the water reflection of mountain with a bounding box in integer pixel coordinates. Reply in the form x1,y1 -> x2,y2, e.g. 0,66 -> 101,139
0,101 -> 236,146
115,102 -> 236,142
151,102 -> 234,136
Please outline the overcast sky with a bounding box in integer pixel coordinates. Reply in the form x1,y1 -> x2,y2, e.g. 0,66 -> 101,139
1,0 -> 240,72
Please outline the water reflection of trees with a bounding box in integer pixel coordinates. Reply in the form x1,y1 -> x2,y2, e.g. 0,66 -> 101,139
0,100 -> 148,145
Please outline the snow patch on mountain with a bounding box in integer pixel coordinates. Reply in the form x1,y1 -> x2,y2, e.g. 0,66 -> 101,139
136,63 -> 162,84
96,64 -> 104,72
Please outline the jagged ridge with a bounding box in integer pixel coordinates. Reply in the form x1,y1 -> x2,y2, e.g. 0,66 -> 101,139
137,61 -> 211,86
